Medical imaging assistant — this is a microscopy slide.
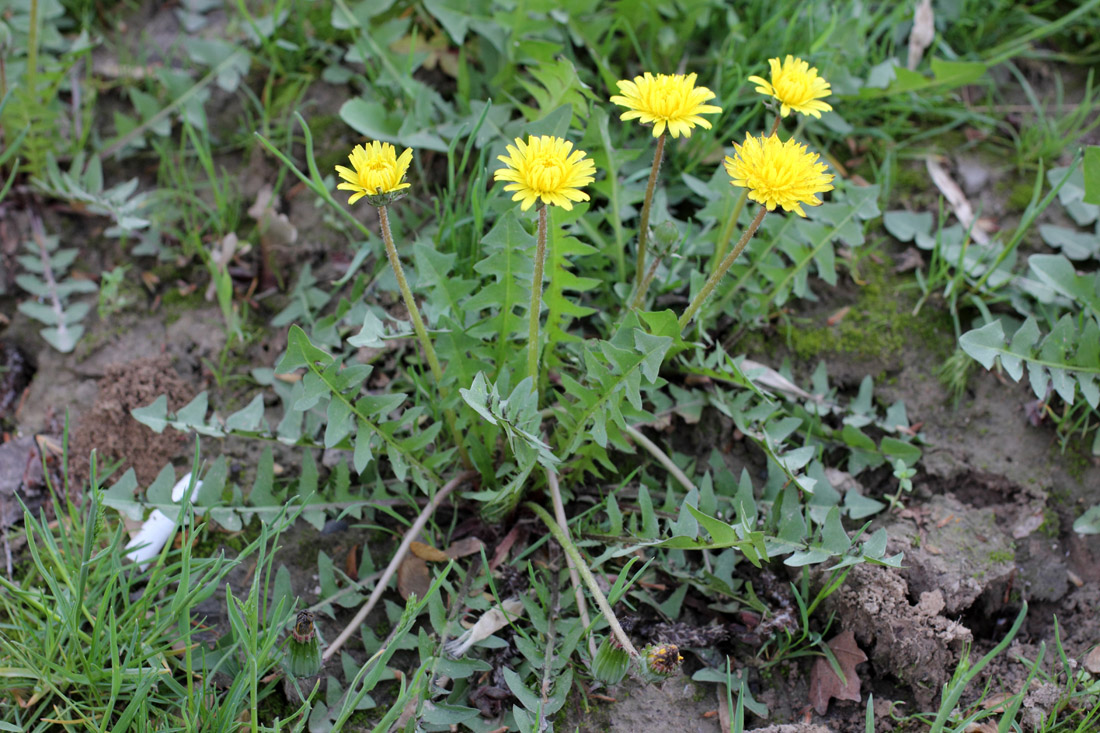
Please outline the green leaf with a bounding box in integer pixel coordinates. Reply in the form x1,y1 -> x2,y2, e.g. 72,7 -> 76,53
960,316 -> 1100,406
338,98 -> 400,143
883,210 -> 933,242
959,320 -> 1005,370
1029,254 -> 1100,319
1074,504 -> 1100,534
225,394 -> 266,432
517,60 -> 592,123
821,507 -> 851,554
132,395 -> 169,433
465,211 -> 534,358
687,504 -> 737,546
413,243 -> 477,321
460,373 -> 558,468
422,0 -> 472,43
277,325 -> 334,372
861,57 -> 985,98
880,437 -> 920,465
544,206 -> 599,354
503,668 -> 542,713
102,469 -> 142,521
1083,145 -> 1100,205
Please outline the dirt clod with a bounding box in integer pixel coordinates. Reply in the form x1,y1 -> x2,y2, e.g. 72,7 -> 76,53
886,494 -> 1016,615
824,563 -> 973,709
70,357 -> 192,486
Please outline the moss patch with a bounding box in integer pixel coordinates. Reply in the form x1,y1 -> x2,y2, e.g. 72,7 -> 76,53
783,261 -> 955,365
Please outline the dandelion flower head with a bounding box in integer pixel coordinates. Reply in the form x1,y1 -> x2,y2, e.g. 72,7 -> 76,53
494,135 -> 596,211
724,134 -> 834,217
610,72 -> 722,138
747,56 -> 832,118
335,141 -> 413,205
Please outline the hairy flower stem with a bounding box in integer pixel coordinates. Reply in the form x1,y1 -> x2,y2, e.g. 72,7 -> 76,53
710,189 -> 747,275
633,132 -> 667,295
527,205 -> 549,385
679,207 -> 768,331
524,502 -> 639,658
629,248 -> 664,310
378,205 -> 471,470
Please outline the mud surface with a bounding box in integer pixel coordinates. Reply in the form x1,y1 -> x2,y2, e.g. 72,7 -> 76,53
70,356 -> 192,485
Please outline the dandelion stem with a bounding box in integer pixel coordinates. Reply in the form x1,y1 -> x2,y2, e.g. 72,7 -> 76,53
524,501 -> 639,658
769,112 -> 782,136
378,205 -> 472,470
710,189 -> 747,275
629,246 -> 665,310
678,207 -> 767,332
634,132 -> 666,294
527,205 -> 549,385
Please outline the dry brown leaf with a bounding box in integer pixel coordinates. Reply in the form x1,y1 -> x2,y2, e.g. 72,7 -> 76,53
808,630 -> 867,715
444,599 -> 525,657
397,554 -> 431,600
981,691 -> 1013,711
893,246 -> 925,274
446,537 -> 485,559
490,525 -> 523,570
908,0 -> 935,70
205,233 -> 239,301
345,545 -> 360,577
717,686 -> 730,733
740,359 -> 817,402
410,541 -> 450,563
925,157 -> 991,244
247,184 -> 298,248
1084,645 -> 1100,674
826,306 -> 851,326
965,719 -> 1000,733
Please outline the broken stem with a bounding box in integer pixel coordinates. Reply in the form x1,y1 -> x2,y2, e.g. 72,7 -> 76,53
623,424 -> 696,494
524,502 -> 639,658
323,471 -> 476,662
546,467 -> 598,659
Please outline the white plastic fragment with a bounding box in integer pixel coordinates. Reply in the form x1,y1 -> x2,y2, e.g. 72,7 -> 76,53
125,472 -> 202,570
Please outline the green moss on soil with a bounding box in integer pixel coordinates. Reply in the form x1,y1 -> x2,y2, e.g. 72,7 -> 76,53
783,261 -> 955,363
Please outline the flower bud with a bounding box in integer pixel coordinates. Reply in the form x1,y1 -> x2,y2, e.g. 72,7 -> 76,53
593,637 -> 630,684
284,610 -> 322,678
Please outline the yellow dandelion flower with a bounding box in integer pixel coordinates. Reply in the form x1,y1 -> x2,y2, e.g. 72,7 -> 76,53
335,141 -> 413,205
609,72 -> 722,138
724,134 -> 835,217
747,56 -> 833,118
494,135 -> 596,211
